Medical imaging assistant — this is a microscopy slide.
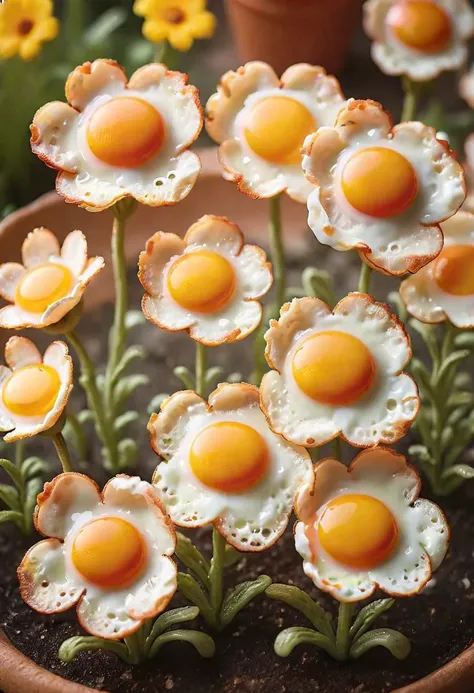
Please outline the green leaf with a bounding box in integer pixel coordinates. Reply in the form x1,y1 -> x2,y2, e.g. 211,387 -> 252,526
0,510 -> 23,527
77,409 -> 95,425
21,456 -> 48,481
454,332 -> 474,349
146,606 -> 199,645
220,575 -> 272,628
175,532 -> 210,588
274,627 -> 337,659
448,405 -> 470,427
265,584 -> 333,639
0,459 -> 21,487
177,572 -> 216,629
454,371 -> 472,389
114,411 -> 139,432
112,346 -> 146,387
125,310 -> 146,331
147,629 -> 215,660
349,628 -> 411,660
388,291 -> 408,322
114,374 -> 149,411
25,477 -> 43,520
349,599 -> 395,643
0,484 -> 20,511
302,268 -> 336,307
408,444 -> 434,465
58,636 -> 132,664
205,367 -> 223,389
173,366 -> 195,390
434,350 -> 471,386
227,372 -> 242,384
442,464 -> 474,480
117,439 -> 138,470
448,391 -> 474,409
125,39 -> 154,70
410,359 -> 435,400
223,544 -> 241,568
148,394 -> 169,416
84,7 -> 127,46
440,426 -> 454,453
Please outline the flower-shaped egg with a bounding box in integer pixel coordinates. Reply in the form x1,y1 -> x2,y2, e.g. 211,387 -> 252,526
206,62 -> 345,203
260,294 -> 420,448
0,228 -> 104,329
148,383 -> 313,551
295,447 -> 449,602
364,0 -> 474,81
0,336 -> 72,442
400,210 -> 474,327
302,99 -> 465,275
30,59 -> 203,210
18,473 -> 177,638
138,215 -> 273,345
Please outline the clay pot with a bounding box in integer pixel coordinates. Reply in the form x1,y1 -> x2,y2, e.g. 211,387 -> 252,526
0,146 -> 474,692
225,0 -> 362,76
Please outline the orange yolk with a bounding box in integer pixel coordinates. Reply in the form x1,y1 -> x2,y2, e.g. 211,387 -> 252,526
433,244 -> 474,296
15,263 -> 73,314
71,517 -> 147,589
2,365 -> 61,417
341,147 -> 418,218
86,96 -> 165,168
387,0 -> 452,53
244,96 -> 316,165
167,250 -> 236,313
317,494 -> 399,569
189,421 -> 270,493
292,330 -> 376,406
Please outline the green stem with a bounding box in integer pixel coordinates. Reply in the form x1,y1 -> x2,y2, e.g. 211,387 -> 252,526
269,194 -> 285,310
156,39 -> 174,66
65,0 -> 85,46
401,77 -> 421,122
358,262 -> 373,294
52,432 -> 73,473
332,437 -> 342,460
335,602 -> 355,660
66,412 -> 88,461
209,527 -> 226,628
67,330 -> 117,468
195,342 -> 207,398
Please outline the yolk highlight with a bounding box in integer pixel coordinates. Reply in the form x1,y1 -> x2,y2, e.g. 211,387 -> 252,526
71,517 -> 147,589
433,244 -> 474,296
317,494 -> 399,569
86,96 -> 165,168
292,330 -> 376,406
2,365 -> 61,417
167,250 -> 236,313
387,0 -> 452,53
189,421 -> 270,493
341,147 -> 418,218
15,263 -> 73,314
244,96 -> 316,165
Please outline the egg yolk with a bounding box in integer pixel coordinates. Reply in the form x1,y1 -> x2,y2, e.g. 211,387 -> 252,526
15,263 -> 74,314
387,0 -> 452,53
71,517 -> 147,589
341,147 -> 418,218
244,96 -> 316,165
167,250 -> 236,313
292,330 -> 376,406
2,365 -> 61,417
433,244 -> 474,296
86,96 -> 165,168
317,494 -> 399,569
189,421 -> 270,493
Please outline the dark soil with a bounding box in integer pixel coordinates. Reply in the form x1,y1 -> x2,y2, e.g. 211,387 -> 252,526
1,262 -> 474,693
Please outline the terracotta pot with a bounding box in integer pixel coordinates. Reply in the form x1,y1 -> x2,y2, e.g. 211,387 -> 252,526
225,0 -> 362,76
0,146 -> 474,692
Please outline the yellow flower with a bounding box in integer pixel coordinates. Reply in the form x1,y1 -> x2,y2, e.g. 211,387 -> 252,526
0,0 -> 59,61
134,0 -> 216,52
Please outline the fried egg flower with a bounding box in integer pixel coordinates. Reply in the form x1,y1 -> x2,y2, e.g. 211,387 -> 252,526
134,0 -> 216,52
302,99 -> 465,276
148,383 -> 313,551
294,447 -> 449,602
30,59 -> 203,211
139,215 -> 273,345
260,294 -> 420,449
364,0 -> 474,82
0,228 -> 104,329
400,210 -> 474,327
205,62 -> 345,203
0,337 -> 72,442
18,473 -> 177,639
0,0 -> 59,61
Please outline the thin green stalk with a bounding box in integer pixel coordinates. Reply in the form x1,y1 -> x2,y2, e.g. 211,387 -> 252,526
67,330 -> 117,468
335,602 -> 355,660
401,77 -> 421,122
269,194 -> 285,310
65,0 -> 85,46
52,432 -> 73,473
358,262 -> 373,294
156,40 -> 173,65
209,527 -> 226,624
195,342 -> 207,398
